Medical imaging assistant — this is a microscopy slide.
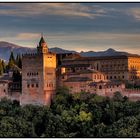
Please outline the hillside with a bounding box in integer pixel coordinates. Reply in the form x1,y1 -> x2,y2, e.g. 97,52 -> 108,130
0,41 -> 138,61
0,41 -> 75,61
80,48 -> 138,57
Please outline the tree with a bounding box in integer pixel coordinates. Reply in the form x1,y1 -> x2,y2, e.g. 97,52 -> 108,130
0,87 -> 139,137
7,52 -> 15,70
16,54 -> 22,69
0,60 -> 3,75
32,106 -> 49,136
12,70 -> 21,83
77,111 -> 92,122
93,123 -> 107,137
1,60 -> 6,73
113,92 -> 123,101
42,113 -> 67,137
15,54 -> 19,65
106,116 -> 139,137
0,117 -> 36,137
51,86 -> 72,111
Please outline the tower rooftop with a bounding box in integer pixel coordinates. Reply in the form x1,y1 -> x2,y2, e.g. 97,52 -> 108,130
39,36 -> 46,46
37,35 -> 48,54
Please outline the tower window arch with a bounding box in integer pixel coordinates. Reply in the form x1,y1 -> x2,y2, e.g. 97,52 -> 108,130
97,63 -> 99,70
99,85 -> 102,89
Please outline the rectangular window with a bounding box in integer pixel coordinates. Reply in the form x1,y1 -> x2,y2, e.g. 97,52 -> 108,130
27,84 -> 30,88
36,84 -> 39,88
47,73 -> 53,75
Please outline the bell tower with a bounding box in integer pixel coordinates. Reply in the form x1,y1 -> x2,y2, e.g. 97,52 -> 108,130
37,35 -> 48,54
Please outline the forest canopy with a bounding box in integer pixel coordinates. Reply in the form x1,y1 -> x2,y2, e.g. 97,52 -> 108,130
0,87 -> 139,138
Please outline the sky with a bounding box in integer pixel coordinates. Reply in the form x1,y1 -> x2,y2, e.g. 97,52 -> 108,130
0,3 -> 140,54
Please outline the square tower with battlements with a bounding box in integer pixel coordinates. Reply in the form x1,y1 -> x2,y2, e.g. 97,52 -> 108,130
20,36 -> 56,106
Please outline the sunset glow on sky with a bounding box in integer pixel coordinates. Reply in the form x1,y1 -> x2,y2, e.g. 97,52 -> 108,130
0,3 -> 140,53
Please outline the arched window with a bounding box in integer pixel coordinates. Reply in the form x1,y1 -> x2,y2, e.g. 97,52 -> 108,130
97,63 -> 99,70
99,85 -> 102,89
72,68 -> 76,72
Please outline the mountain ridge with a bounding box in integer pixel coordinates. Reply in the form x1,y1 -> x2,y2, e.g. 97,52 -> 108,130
0,41 -> 138,61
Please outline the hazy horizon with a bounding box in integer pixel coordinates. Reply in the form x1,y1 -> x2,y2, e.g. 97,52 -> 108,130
0,40 -> 139,55
0,3 -> 140,54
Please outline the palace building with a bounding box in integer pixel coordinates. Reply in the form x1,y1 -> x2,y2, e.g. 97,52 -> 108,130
20,36 -> 56,106
57,66 -> 125,96
61,54 -> 140,82
0,36 -> 140,104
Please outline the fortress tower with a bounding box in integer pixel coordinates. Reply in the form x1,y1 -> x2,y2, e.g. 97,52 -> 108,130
20,36 -> 56,106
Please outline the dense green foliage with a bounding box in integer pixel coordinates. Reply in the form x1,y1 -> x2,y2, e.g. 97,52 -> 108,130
126,83 -> 140,89
0,87 -> 140,137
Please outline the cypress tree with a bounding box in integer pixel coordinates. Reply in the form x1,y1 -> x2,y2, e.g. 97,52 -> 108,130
0,60 -> 3,75
16,54 -> 19,66
7,51 -> 15,70
18,54 -> 22,69
16,54 -> 22,69
1,60 -> 6,73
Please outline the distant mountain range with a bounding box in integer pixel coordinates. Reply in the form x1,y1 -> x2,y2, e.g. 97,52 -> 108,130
0,41 -> 139,61
79,48 -> 136,57
0,41 -> 76,61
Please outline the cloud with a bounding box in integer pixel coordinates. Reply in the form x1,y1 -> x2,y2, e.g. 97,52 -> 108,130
16,33 -> 40,40
46,32 -> 140,54
0,32 -> 40,41
0,3 -> 107,19
47,31 -> 140,42
1,31 -> 140,54
127,8 -> 140,20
